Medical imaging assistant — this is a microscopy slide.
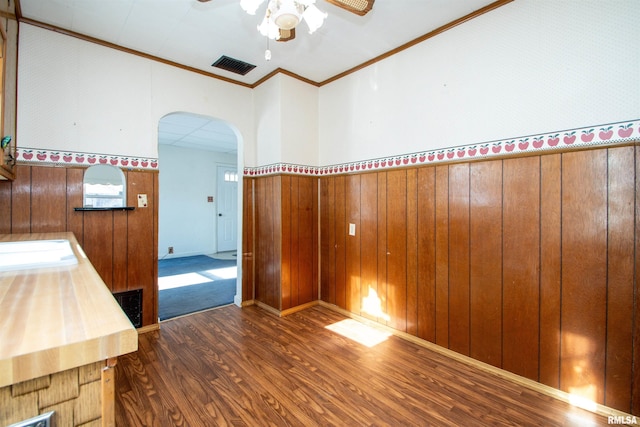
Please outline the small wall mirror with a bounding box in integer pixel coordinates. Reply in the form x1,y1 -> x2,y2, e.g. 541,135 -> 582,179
83,164 -> 127,208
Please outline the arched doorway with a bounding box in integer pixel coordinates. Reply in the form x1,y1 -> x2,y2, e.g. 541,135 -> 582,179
156,112 -> 242,320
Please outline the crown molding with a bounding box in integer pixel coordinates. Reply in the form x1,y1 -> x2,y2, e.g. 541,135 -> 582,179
14,0 -> 512,89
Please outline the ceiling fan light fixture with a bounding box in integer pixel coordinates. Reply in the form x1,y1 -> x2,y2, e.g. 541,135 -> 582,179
257,14 -> 281,39
271,0 -> 304,30
302,4 -> 327,34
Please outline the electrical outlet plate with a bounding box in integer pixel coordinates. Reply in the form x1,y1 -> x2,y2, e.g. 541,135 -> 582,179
137,193 -> 148,208
8,411 -> 54,427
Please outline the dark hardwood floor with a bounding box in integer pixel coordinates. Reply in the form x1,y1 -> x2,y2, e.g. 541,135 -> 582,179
115,305 -> 612,426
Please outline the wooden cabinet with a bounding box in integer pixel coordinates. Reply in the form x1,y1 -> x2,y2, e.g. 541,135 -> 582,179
0,6 -> 18,181
0,143 -> 16,180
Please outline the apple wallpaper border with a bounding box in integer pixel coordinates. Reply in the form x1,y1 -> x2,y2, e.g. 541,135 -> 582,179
15,118 -> 639,175
245,119 -> 639,177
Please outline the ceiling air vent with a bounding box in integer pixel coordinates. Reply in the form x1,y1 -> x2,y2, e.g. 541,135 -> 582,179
212,55 -> 256,76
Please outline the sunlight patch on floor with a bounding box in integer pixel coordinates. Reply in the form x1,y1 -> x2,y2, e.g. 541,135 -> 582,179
204,266 -> 237,279
325,318 -> 391,348
159,266 -> 238,291
158,273 -> 211,290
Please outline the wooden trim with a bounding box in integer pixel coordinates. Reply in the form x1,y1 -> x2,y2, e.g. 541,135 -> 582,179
318,0 -> 513,86
102,359 -> 116,427
317,301 -> 635,420
137,323 -> 160,334
15,0 -> 512,89
252,68 -> 320,88
17,17 -> 254,89
254,300 -> 282,317
324,0 -> 374,16
241,299 -> 256,307
254,299 -> 320,317
280,300 -> 319,317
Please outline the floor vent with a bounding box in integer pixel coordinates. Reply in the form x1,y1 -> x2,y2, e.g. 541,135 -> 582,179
212,55 -> 256,75
113,289 -> 142,328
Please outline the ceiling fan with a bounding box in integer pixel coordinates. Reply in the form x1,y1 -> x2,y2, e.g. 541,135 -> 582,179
197,0 -> 375,43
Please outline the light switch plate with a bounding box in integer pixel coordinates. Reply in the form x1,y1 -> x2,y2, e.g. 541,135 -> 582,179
348,223 -> 356,236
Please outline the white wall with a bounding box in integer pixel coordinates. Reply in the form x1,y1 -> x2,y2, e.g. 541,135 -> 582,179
17,24 -> 255,164
253,73 -> 319,166
158,144 -> 236,259
280,76 -> 318,166
254,75 -> 282,166
318,0 -> 640,165
17,24 -> 253,305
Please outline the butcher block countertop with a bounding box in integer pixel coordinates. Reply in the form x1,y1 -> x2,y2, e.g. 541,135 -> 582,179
0,232 -> 138,388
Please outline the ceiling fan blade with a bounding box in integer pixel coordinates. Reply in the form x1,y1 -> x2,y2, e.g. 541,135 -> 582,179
197,0 -> 212,2
323,0 -> 374,16
277,28 -> 296,42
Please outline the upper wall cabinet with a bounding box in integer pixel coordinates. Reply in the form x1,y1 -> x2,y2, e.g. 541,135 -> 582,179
0,3 -> 17,180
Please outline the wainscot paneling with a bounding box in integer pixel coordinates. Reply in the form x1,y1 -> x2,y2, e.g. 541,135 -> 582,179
319,144 -> 639,415
0,164 -> 159,327
248,174 -> 318,312
241,178 -> 255,302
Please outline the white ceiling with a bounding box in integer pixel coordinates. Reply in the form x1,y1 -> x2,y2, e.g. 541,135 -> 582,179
158,112 -> 238,154
18,0 -> 501,153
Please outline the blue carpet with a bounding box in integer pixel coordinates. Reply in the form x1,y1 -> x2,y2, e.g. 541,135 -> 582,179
158,255 -> 237,321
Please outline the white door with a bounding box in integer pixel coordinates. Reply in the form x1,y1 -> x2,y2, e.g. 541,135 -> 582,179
217,166 -> 238,252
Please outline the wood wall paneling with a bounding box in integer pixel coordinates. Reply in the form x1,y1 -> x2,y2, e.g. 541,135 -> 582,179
11,166 -> 31,233
333,176 -> 346,310
320,177 -> 335,305
434,165 -> 449,348
30,167 -> 67,232
345,174 -> 361,314
6,146 -> 633,412
448,164 -> 471,356
469,161 -> 503,368
359,173 -> 379,322
241,178 -> 255,302
112,211 -> 129,294
605,147 -> 635,413
539,154 -> 562,388
386,169 -> 408,332
502,157 -> 540,381
560,150 -> 608,405
634,146 -> 640,416
1,165 -> 158,327
315,145 -> 638,415
416,167 -> 436,343
289,176 -> 300,308
376,172 -> 388,325
82,211 -> 115,288
311,179 -> 319,302
279,175 -> 317,309
248,175 -> 318,312
65,168 -> 84,245
125,171 -> 158,326
0,179 -> 11,234
281,175 -> 292,310
405,169 -> 418,336
254,176 -> 282,309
